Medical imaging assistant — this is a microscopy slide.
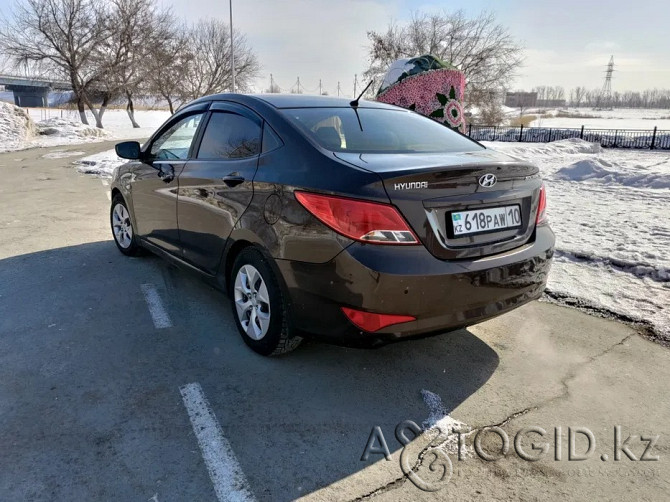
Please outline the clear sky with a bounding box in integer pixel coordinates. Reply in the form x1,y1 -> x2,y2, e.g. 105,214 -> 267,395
1,0 -> 668,96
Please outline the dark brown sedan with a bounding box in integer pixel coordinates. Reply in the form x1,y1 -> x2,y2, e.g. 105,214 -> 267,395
110,94 -> 554,356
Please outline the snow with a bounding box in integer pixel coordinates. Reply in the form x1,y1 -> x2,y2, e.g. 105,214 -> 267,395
73,149 -> 125,177
25,107 -> 170,142
483,139 -> 670,338
0,102 -> 36,151
555,158 -> 670,189
37,117 -> 107,143
529,108 -> 670,130
42,150 -> 86,159
0,102 -> 170,152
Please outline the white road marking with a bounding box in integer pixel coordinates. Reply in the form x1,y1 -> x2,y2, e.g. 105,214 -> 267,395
180,383 -> 256,502
140,283 -> 173,328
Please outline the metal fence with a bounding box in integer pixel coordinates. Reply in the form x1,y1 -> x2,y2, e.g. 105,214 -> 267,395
467,124 -> 670,150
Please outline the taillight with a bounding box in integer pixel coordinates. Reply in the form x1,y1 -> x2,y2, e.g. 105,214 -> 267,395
341,307 -> 416,332
294,191 -> 419,245
536,184 -> 547,225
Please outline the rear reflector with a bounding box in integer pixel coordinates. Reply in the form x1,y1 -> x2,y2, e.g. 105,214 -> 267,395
294,191 -> 418,245
341,307 -> 416,332
536,184 -> 547,224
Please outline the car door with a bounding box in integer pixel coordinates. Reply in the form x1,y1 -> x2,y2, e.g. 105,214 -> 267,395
131,108 -> 206,254
176,103 -> 263,273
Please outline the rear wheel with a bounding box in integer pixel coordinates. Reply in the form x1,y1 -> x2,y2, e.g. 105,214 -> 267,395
229,247 -> 302,356
111,194 -> 141,256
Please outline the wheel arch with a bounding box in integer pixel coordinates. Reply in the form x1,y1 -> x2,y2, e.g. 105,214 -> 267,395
221,234 -> 293,324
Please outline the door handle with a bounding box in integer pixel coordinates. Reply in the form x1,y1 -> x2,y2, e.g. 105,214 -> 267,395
222,175 -> 245,187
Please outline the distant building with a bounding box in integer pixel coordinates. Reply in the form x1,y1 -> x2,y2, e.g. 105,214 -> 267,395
505,92 -> 537,108
536,99 -> 566,108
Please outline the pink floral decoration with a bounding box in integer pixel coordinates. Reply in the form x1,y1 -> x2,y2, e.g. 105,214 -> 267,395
377,69 -> 466,132
445,99 -> 464,128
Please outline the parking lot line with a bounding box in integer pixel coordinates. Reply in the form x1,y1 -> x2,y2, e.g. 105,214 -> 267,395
140,283 -> 173,329
179,382 -> 256,502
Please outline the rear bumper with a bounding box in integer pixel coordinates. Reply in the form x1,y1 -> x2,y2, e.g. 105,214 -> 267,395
276,225 -> 555,345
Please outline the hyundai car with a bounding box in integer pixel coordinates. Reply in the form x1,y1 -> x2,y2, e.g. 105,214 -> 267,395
110,94 -> 554,356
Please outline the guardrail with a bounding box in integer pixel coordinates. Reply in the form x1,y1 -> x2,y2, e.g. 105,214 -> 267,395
467,124 -> 670,150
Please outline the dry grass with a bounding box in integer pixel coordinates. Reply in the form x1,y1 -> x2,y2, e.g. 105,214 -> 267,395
508,114 -> 538,127
555,111 -> 598,119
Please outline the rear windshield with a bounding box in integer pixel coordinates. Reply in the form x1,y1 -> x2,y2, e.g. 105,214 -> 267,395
281,107 -> 483,154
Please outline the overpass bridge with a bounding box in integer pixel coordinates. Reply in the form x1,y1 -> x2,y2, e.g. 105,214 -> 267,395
0,74 -> 72,107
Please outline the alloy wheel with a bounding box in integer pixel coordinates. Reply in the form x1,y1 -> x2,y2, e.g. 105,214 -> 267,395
233,264 -> 271,340
112,203 -> 133,249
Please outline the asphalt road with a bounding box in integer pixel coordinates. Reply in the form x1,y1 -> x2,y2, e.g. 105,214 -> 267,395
1,142 -> 669,501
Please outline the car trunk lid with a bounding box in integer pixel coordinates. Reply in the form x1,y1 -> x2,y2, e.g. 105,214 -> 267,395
333,149 -> 543,259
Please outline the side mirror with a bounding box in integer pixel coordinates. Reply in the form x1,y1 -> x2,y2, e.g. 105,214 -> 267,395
115,141 -> 141,160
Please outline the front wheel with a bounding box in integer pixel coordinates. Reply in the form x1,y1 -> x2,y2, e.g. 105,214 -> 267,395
110,194 -> 141,256
229,247 -> 302,356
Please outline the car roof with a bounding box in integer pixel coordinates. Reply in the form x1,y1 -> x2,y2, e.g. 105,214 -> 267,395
190,93 -> 398,110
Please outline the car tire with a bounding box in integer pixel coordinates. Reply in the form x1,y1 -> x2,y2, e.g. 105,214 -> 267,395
229,247 -> 302,356
110,194 -> 141,256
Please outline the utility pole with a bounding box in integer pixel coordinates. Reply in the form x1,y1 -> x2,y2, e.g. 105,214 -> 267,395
229,0 -> 235,92
270,73 -> 274,93
297,77 -> 301,94
337,81 -> 341,96
353,74 -> 358,97
319,79 -> 322,95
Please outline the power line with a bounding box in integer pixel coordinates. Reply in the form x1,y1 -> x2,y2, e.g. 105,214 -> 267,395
260,75 -> 362,96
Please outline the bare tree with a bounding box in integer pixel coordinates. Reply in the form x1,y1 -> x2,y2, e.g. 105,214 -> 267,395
96,0 -> 175,126
180,19 -> 260,101
145,26 -> 189,114
515,91 -> 534,117
554,86 -> 565,101
472,88 -> 505,125
571,86 -> 587,107
364,10 -> 523,115
0,0 -> 111,126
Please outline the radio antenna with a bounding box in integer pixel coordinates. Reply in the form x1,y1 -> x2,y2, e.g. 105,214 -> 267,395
350,80 -> 373,108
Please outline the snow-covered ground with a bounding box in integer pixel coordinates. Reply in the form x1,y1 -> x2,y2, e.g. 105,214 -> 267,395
482,139 -> 669,338
529,108 -> 670,130
73,149 -> 126,176
0,101 -> 170,153
24,107 -> 170,141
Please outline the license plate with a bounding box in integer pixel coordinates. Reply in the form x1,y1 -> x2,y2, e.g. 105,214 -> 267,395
450,205 -> 521,236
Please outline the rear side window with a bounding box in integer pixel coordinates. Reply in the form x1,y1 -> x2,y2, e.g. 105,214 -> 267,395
262,122 -> 283,153
197,112 -> 262,159
282,107 -> 483,154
